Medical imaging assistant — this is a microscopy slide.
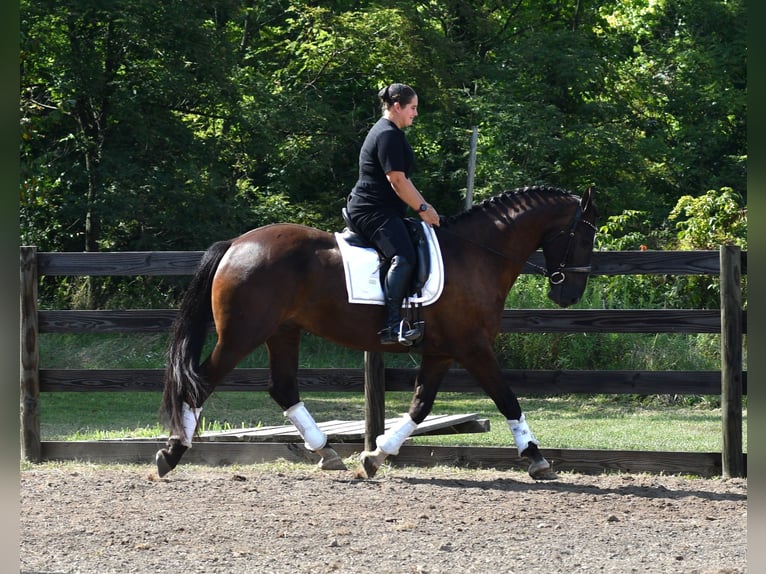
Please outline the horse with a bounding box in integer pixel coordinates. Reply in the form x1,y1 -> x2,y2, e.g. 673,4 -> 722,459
156,185 -> 598,480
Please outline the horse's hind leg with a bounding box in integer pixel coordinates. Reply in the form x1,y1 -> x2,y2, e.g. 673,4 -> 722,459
266,326 -> 346,471
156,332 -> 261,477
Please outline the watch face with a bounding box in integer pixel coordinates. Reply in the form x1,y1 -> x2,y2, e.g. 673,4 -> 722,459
420,203 -> 427,212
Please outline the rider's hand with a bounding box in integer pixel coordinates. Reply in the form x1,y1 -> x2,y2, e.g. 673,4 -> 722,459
420,205 -> 440,227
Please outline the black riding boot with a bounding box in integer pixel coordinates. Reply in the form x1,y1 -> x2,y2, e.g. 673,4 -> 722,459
379,255 -> 422,345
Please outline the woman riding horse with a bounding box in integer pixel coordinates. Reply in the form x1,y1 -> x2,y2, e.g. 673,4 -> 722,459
346,83 -> 441,345
156,186 -> 598,481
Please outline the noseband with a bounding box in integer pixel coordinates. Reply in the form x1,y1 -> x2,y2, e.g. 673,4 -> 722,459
527,204 -> 598,285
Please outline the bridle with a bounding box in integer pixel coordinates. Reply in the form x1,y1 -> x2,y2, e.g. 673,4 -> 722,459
438,202 -> 597,285
526,204 -> 598,285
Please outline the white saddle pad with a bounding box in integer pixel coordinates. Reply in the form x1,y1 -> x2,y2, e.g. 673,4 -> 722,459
335,222 -> 445,306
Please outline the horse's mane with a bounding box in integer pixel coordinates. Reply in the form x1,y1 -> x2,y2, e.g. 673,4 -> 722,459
441,185 -> 575,228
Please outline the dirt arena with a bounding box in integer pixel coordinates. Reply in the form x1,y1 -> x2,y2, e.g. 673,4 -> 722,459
20,462 -> 746,573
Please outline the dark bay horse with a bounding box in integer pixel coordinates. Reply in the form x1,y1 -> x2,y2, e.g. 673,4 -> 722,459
156,185 -> 597,479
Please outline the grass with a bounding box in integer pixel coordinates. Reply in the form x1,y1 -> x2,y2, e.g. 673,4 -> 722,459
35,303 -> 746,454
38,390 -> 745,453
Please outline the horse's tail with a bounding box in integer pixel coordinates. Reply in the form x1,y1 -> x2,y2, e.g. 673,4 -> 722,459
161,240 -> 232,438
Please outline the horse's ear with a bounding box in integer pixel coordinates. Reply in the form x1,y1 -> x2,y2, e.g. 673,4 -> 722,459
581,186 -> 594,211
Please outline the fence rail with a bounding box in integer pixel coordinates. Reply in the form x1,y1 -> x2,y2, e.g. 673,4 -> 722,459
20,247 -> 747,477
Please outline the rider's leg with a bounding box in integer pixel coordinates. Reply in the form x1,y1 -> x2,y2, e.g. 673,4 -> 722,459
380,254 -> 416,344
369,219 -> 421,345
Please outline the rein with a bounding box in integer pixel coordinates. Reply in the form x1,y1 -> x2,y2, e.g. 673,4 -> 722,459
438,204 -> 597,285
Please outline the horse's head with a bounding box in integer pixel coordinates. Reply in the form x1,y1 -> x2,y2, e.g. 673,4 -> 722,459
541,187 -> 598,307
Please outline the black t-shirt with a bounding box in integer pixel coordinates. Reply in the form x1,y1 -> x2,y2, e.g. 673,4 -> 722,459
351,117 -> 414,215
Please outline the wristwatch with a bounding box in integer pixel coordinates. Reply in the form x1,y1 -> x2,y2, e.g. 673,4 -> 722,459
419,203 -> 428,212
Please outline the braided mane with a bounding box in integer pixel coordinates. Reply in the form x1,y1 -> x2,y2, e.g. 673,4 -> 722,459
442,185 -> 574,228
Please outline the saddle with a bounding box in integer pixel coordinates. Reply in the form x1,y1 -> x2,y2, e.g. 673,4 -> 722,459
340,207 -> 431,296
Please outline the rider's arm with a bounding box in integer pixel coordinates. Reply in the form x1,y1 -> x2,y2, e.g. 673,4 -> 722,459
386,171 -> 440,226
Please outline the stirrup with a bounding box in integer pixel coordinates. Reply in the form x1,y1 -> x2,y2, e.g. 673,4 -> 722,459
379,326 -> 405,346
378,324 -> 413,347
398,321 -> 421,343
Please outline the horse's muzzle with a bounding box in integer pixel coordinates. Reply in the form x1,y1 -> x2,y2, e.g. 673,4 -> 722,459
547,286 -> 582,308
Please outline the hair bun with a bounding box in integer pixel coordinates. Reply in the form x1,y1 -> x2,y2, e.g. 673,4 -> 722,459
377,83 -> 415,110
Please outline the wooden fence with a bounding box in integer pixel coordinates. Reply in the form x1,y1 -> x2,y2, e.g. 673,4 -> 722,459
19,246 -> 747,477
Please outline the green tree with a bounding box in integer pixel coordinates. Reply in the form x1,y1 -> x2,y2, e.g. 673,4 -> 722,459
592,0 -> 746,219
596,188 -> 746,309
21,0 -> 247,255
669,187 -> 747,250
21,0 -> 747,309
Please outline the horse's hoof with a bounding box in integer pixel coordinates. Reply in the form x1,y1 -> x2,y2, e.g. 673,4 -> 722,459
528,457 -> 556,480
155,449 -> 174,478
155,440 -> 188,477
319,458 -> 347,471
358,451 -> 379,479
316,447 -> 347,471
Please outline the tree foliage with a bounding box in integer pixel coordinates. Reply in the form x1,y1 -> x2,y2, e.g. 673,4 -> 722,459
20,0 -> 746,306
595,186 -> 746,310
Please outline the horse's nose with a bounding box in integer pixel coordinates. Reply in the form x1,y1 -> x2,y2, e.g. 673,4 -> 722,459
568,294 -> 581,306
547,288 -> 581,308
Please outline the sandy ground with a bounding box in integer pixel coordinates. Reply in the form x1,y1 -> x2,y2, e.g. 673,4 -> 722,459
20,462 -> 747,574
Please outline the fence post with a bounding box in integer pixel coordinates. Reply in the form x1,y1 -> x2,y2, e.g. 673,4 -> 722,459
719,245 -> 744,478
20,246 -> 41,462
363,351 -> 385,452
465,125 -> 478,210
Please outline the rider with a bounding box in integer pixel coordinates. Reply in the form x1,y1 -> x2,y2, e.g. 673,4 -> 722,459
346,83 -> 441,345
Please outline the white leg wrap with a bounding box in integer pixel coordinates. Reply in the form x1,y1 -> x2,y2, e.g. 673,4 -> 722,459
507,413 -> 540,456
284,402 -> 327,451
376,414 -> 418,456
181,403 -> 202,448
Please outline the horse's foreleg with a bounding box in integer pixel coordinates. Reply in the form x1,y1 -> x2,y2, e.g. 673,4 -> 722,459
501,406 -> 553,479
459,347 -> 555,479
358,414 -> 418,478
507,414 -> 552,478
358,355 -> 451,478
